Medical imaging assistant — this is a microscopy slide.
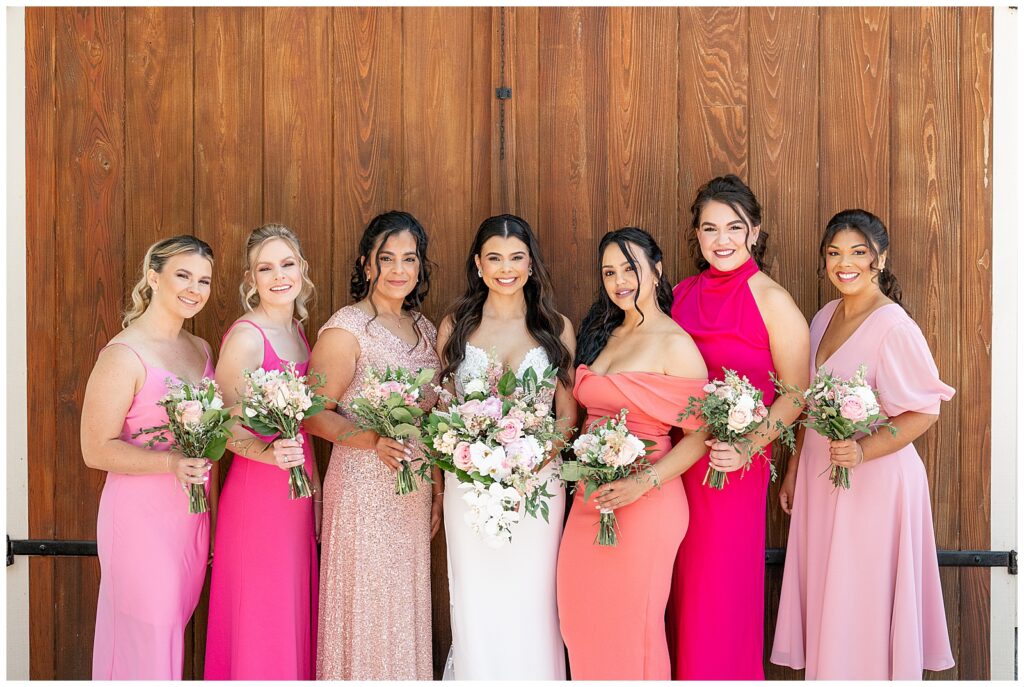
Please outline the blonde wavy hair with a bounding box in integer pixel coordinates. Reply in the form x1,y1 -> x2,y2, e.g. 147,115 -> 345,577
123,235 -> 215,328
240,224 -> 316,323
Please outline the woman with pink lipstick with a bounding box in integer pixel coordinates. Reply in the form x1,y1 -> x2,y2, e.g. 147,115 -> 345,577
771,210 -> 954,679
668,175 -> 809,679
81,236 -> 216,679
304,211 -> 440,680
204,224 -> 320,679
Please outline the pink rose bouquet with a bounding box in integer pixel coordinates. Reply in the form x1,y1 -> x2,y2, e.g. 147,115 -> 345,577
560,410 -> 655,546
348,366 -> 436,495
803,364 -> 895,489
134,378 -> 236,514
237,362 -> 330,499
423,357 -> 564,547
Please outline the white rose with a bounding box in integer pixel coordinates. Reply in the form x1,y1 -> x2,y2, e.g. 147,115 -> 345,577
727,406 -> 754,433
735,394 -> 756,411
464,377 -> 488,396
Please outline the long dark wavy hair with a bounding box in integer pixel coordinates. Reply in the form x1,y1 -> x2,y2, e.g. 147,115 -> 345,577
688,174 -> 770,272
818,208 -> 905,310
350,210 -> 433,348
440,214 -> 571,385
575,228 -> 674,367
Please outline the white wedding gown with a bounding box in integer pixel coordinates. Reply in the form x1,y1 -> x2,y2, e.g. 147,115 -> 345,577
442,344 -> 567,680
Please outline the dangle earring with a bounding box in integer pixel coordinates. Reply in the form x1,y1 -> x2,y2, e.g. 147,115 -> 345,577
528,267 -> 533,277
477,268 -> 483,278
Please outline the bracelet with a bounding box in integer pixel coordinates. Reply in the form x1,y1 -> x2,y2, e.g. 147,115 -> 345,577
432,491 -> 444,498
313,498 -> 323,504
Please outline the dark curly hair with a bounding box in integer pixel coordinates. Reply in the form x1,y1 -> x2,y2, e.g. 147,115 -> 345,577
818,208 -> 905,310
688,174 -> 769,272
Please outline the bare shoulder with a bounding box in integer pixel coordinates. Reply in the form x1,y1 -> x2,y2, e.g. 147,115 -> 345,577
219,320 -> 264,363
558,313 -> 576,348
94,339 -> 145,380
750,273 -> 804,321
660,326 -> 708,378
183,329 -> 214,360
436,314 -> 455,346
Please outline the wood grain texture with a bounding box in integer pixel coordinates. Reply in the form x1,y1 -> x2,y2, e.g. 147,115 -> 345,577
677,7 -> 749,279
332,7 -> 404,311
606,8 -> 679,279
25,7 -> 57,678
538,7 -> 608,324
955,7 -> 993,679
470,6 -> 493,226
52,7 -> 126,678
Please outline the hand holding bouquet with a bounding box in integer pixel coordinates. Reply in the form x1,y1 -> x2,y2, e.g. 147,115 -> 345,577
237,362 -> 330,499
802,365 -> 895,489
560,410 -> 655,546
424,361 -> 563,547
348,365 -> 435,495
134,378 -> 236,513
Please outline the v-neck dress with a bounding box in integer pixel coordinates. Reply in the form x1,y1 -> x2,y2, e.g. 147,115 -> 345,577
771,299 -> 955,679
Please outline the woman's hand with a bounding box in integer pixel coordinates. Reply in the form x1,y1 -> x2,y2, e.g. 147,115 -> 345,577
828,439 -> 863,469
272,436 -> 306,472
779,468 -> 797,515
430,493 -> 443,539
592,472 -> 656,511
374,434 -> 410,473
706,440 -> 750,473
168,452 -> 210,488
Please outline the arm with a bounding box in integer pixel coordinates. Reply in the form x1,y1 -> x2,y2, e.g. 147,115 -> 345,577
828,411 -> 939,468
301,327 -> 407,471
80,345 -> 208,486
546,316 -> 580,468
778,425 -> 806,515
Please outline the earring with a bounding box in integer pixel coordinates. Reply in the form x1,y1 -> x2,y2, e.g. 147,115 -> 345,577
528,267 -> 534,277
477,268 -> 483,278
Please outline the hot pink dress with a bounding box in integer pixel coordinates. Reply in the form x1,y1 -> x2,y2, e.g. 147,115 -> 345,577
204,320 -> 319,679
771,300 -> 955,679
556,365 -> 706,680
668,257 -> 776,679
92,343 -> 214,680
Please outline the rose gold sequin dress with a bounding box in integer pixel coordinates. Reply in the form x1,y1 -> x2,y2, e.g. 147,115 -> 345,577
316,305 -> 439,680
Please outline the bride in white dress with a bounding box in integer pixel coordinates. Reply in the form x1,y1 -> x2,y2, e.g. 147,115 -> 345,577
436,215 -> 577,680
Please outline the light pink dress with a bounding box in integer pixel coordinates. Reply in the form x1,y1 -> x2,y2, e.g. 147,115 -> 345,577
204,320 -> 318,679
92,343 -> 213,680
771,300 -> 955,679
316,306 -> 439,680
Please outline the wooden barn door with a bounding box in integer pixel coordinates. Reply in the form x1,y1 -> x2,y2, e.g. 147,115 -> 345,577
24,7 -> 993,679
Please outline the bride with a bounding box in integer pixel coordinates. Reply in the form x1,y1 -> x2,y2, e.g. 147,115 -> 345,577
436,214 -> 577,680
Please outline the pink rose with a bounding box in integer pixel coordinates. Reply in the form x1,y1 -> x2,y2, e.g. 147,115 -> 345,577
480,397 -> 503,420
727,406 -> 754,433
381,380 -> 405,396
496,417 -> 524,445
754,403 -> 769,421
703,383 -> 718,394
453,442 -> 474,471
839,395 -> 868,422
458,399 -> 483,417
177,400 -> 204,428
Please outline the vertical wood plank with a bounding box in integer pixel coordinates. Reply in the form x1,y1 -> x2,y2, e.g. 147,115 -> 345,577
956,7 -> 993,679
677,7 -> 749,278
53,7 -> 126,678
891,8 -> 961,679
470,7 -> 493,226
332,7 -> 404,311
818,7 -> 890,306
606,7 -> 679,279
537,7 -> 608,323
25,6 -> 57,679
748,8 -> 818,678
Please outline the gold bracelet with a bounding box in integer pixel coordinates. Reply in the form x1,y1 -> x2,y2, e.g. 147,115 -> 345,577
432,491 -> 444,498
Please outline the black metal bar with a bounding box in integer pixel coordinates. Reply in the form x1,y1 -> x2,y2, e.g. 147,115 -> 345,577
8,539 -> 98,563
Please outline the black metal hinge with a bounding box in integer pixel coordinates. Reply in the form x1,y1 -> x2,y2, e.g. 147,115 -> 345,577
495,87 -> 512,100
767,547 -> 1016,573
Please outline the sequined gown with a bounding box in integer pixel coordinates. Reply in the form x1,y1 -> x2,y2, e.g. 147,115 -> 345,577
316,305 -> 439,680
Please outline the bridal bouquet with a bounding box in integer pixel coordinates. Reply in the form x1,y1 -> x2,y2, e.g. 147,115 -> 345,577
681,368 -> 795,490
348,365 -> 435,495
134,378 -> 236,514
237,362 -> 330,499
424,358 -> 563,548
560,410 -> 655,546
803,364 -> 895,489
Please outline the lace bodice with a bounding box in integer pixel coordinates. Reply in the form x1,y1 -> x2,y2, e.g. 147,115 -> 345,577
455,344 -> 552,399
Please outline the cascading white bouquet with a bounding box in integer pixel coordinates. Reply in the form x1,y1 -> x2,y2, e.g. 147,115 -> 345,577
134,378 -> 236,514
423,356 -> 564,548
803,364 -> 895,489
560,409 -> 655,546
347,365 -> 435,495
237,362 -> 330,499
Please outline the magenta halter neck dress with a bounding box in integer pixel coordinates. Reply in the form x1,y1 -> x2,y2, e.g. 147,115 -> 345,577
668,257 -> 775,679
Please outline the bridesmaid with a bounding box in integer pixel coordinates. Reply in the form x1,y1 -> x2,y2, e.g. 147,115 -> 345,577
204,224 -> 320,679
668,175 -> 809,679
436,214 -> 577,680
304,211 -> 440,680
556,228 -> 710,680
81,236 -> 216,679
771,209 -> 955,678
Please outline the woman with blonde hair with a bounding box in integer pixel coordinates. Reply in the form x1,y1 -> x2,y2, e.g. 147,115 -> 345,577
81,235 -> 216,679
204,223 -> 321,679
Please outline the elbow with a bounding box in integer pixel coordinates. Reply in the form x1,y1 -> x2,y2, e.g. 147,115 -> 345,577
81,446 -> 103,471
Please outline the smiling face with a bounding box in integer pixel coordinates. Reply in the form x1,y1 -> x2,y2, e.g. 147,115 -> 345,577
601,240 -> 661,314
695,199 -> 759,271
824,228 -> 886,297
366,229 -> 421,302
475,235 -> 531,295
249,237 -> 302,308
149,252 -> 213,319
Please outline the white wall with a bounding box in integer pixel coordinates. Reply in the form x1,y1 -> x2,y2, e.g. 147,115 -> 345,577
5,5 -> 31,681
